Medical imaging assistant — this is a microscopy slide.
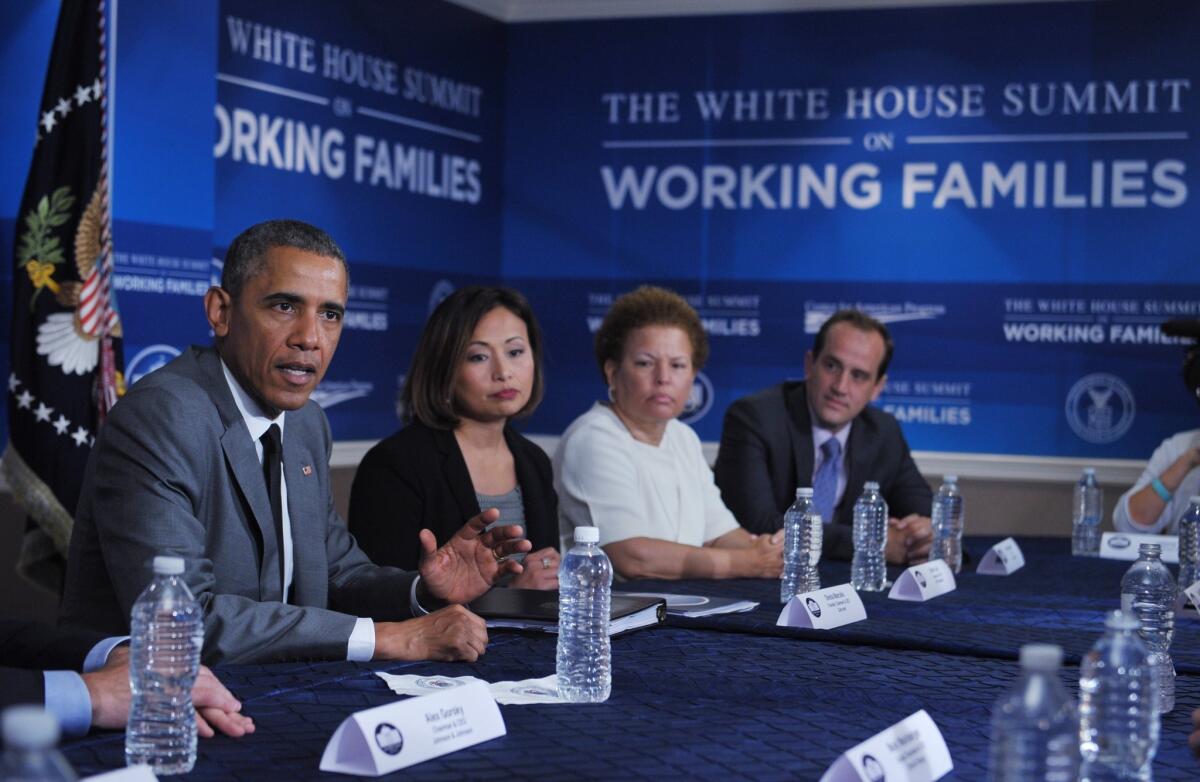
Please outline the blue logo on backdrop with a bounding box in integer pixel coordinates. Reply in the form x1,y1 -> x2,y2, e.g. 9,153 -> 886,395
310,380 -> 374,409
680,370 -> 714,425
429,279 -> 456,315
126,344 -> 182,387
1066,373 -> 1136,444
374,723 -> 404,755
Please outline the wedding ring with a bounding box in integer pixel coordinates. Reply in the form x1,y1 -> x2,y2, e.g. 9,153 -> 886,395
492,547 -> 505,562
541,556 -> 552,569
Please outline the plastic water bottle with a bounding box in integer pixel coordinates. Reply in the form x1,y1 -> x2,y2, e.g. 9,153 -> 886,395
0,706 -> 77,781
851,481 -> 889,592
556,526 -> 612,703
1079,610 -> 1159,781
986,644 -> 1079,782
125,556 -> 203,775
1177,496 -> 1200,594
1072,467 -> 1103,556
930,475 -> 965,573
1120,543 -> 1176,713
781,487 -> 822,602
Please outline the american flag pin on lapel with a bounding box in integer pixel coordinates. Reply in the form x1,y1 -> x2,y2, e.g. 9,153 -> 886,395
302,465 -> 313,476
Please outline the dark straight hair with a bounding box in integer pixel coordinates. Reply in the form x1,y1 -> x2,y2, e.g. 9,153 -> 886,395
402,286 -> 545,429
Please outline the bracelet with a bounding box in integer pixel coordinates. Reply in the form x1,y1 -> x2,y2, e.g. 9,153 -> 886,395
1150,478 -> 1173,503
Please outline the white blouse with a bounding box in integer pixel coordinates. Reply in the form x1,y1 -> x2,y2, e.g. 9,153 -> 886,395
554,402 -> 739,550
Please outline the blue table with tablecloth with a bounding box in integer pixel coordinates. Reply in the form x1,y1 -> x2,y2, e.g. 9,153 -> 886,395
62,538 -> 1200,780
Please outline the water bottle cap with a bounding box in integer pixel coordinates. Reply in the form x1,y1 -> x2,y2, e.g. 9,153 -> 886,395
152,555 -> 185,575
863,481 -> 880,491
795,487 -> 813,498
943,474 -> 958,484
1190,495 -> 1200,505
1083,467 -> 1096,475
1018,643 -> 1062,671
2,705 -> 59,750
1138,543 -> 1162,556
1104,609 -> 1140,631
573,526 -> 599,544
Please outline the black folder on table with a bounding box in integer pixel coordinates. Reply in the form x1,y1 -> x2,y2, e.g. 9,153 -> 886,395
467,588 -> 666,636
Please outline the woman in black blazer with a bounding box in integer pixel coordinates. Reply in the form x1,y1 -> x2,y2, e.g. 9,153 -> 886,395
349,286 -> 560,588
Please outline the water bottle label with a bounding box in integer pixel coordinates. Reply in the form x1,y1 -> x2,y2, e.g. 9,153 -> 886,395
319,680 -> 506,776
777,583 -> 867,630
975,537 -> 1025,575
817,709 -> 953,782
887,559 -> 957,602
1099,532 -> 1179,563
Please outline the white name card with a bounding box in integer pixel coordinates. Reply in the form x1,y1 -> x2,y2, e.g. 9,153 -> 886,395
1100,532 -> 1178,564
1183,580 -> 1200,616
777,584 -> 867,630
976,537 -> 1025,575
888,559 -> 956,602
83,768 -> 158,782
819,709 -> 953,782
319,680 -> 505,777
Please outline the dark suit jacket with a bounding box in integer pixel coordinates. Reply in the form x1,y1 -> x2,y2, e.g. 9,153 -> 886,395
0,620 -> 108,710
714,381 -> 932,560
62,346 -> 418,664
348,420 -> 559,570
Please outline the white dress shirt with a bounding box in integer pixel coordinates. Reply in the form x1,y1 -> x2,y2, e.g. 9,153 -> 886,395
1113,428 -> 1200,535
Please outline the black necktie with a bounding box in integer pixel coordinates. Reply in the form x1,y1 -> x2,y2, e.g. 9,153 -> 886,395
260,424 -> 286,598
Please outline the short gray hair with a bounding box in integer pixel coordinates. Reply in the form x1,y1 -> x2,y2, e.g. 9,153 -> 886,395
221,219 -> 348,297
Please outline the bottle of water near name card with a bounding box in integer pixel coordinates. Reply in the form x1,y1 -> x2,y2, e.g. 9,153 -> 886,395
1078,611 -> 1159,781
126,556 -> 204,775
1120,543 -> 1176,713
1071,468 -> 1103,557
852,481 -> 888,592
556,526 -> 612,703
0,706 -> 77,782
781,488 -> 822,602
986,644 -> 1079,782
930,475 -> 965,574
1177,496 -> 1200,595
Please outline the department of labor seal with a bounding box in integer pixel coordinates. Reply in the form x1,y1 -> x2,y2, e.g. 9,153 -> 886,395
1066,373 -> 1135,444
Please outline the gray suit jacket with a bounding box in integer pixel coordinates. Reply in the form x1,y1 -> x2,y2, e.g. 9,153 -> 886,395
62,346 -> 416,664
713,381 -> 932,560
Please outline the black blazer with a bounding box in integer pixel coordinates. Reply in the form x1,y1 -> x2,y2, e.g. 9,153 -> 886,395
349,420 -> 559,570
1,620 -> 110,711
713,381 -> 932,560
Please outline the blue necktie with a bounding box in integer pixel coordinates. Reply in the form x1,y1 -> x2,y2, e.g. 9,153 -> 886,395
813,437 -> 841,524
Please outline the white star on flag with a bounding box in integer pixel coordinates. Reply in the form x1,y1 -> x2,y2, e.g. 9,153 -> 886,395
16,390 -> 34,409
34,402 -> 53,423
74,84 -> 91,106
7,373 -> 19,392
41,110 -> 56,133
55,97 -> 71,117
53,415 -> 71,436
72,426 -> 90,447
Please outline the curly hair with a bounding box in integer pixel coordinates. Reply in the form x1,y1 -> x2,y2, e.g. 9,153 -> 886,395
593,286 -> 708,382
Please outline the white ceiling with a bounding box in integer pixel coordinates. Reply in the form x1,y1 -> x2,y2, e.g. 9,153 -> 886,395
445,0 -> 1089,23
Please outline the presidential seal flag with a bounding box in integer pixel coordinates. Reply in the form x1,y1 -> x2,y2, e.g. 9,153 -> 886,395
2,0 -> 123,592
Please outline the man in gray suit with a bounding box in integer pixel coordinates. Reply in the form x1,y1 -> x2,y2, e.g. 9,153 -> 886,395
62,220 -> 529,664
714,309 -> 933,563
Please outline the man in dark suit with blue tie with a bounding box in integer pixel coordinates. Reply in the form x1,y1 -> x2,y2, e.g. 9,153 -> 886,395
714,309 -> 933,563
62,220 -> 530,665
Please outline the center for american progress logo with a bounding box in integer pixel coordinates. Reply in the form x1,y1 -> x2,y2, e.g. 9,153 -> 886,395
1066,373 -> 1136,444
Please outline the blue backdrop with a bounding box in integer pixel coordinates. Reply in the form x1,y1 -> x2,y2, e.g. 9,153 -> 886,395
3,0 -> 1198,459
